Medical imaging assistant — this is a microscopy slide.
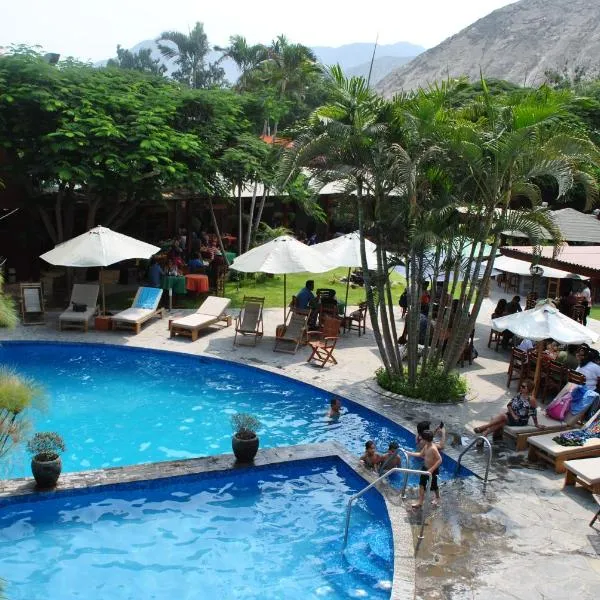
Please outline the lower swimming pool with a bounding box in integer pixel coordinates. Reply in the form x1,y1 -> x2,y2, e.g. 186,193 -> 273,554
0,457 -> 393,600
0,341 -> 463,481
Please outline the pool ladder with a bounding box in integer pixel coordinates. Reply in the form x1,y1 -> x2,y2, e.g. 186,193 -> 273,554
454,436 -> 492,491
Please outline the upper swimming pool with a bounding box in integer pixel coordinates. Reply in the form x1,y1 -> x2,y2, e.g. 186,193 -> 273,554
0,341 -> 465,480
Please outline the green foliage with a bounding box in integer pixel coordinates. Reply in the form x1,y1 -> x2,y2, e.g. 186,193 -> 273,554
0,368 -> 45,460
106,45 -> 166,75
375,366 -> 468,403
26,431 -> 65,461
230,413 -> 261,439
0,272 -> 18,328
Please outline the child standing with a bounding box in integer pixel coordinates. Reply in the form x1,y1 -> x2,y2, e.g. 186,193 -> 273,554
407,430 -> 443,508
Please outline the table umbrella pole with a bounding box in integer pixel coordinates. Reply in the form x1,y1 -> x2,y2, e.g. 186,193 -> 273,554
284,274 -> 287,321
532,341 -> 544,400
344,267 -> 351,318
101,266 -> 106,316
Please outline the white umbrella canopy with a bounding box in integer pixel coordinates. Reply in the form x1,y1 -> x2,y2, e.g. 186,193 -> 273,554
493,300 -> 599,397
492,301 -> 599,345
40,226 -> 160,315
230,235 -> 333,318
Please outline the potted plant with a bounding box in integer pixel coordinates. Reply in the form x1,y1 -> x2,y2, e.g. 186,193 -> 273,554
27,432 -> 66,488
231,413 -> 261,462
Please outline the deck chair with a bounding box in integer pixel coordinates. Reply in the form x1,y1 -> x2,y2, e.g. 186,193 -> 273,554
274,309 -> 309,354
233,296 -> 264,346
111,287 -> 164,334
170,296 -> 232,342
307,316 -> 341,367
20,283 -> 45,325
58,284 -> 100,332
527,408 -> 600,473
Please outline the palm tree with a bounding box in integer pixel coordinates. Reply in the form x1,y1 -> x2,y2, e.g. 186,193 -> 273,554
157,22 -> 224,88
215,35 -> 265,91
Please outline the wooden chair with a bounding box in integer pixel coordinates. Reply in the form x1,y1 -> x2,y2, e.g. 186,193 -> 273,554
487,327 -> 502,351
274,309 -> 309,354
547,278 -> 560,299
507,347 -> 529,388
343,301 -> 368,336
505,273 -> 519,293
459,330 -> 476,367
19,282 -> 45,325
525,292 -> 538,310
233,296 -> 264,346
571,304 -> 586,324
307,316 -> 341,368
567,370 -> 586,386
542,360 -> 567,402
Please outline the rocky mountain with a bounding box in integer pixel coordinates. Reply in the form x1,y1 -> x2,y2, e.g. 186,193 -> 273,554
102,40 -> 424,85
376,0 -> 600,96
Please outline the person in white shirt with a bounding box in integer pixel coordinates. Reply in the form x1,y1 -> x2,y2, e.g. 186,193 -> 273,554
517,338 -> 535,352
576,347 -> 600,390
580,282 -> 592,325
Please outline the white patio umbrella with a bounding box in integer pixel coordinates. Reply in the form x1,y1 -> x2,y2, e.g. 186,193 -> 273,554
40,226 -> 160,315
312,231 -> 379,317
230,235 -> 333,319
492,300 -> 600,396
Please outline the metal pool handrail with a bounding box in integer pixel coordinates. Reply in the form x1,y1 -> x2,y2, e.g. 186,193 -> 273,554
342,467 -> 432,549
455,436 -> 492,490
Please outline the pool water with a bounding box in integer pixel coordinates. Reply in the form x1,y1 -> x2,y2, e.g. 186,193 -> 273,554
0,458 -> 393,600
0,342 -> 464,481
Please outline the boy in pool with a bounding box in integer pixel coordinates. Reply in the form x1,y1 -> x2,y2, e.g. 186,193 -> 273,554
359,440 -> 382,470
327,397 -> 342,419
378,441 -> 401,473
406,430 -> 442,508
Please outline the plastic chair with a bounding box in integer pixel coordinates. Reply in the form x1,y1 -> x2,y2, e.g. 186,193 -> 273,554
507,347 -> 529,388
343,301 -> 368,336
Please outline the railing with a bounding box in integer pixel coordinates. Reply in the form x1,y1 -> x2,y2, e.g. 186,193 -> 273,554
455,436 -> 492,490
343,467 -> 432,549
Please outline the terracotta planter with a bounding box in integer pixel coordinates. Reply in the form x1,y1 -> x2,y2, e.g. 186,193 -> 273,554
31,455 -> 62,488
231,434 -> 259,462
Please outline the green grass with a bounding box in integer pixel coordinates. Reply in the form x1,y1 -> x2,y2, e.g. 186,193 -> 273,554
589,306 -> 600,321
105,269 -> 406,311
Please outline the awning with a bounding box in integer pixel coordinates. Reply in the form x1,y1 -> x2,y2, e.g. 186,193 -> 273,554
493,255 -> 577,279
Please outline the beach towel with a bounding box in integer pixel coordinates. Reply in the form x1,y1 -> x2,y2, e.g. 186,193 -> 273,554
553,413 -> 600,447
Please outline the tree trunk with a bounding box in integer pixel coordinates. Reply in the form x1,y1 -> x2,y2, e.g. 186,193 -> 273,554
245,181 -> 259,252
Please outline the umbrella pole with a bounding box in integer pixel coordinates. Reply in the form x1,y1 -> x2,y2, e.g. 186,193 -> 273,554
344,267 -> 351,318
284,274 -> 287,321
101,266 -> 106,316
532,341 -> 544,401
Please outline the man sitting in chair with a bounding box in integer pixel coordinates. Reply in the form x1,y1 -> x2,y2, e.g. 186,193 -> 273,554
296,280 -> 316,310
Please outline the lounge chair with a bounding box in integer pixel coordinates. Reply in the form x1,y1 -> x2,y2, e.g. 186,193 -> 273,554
233,296 -> 264,347
170,296 -> 232,341
111,287 -> 164,334
274,309 -> 309,354
20,282 -> 45,325
58,284 -> 99,332
527,409 -> 600,473
564,457 -> 600,494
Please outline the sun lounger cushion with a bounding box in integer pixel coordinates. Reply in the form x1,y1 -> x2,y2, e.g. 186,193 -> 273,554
133,287 -> 162,309
504,409 -> 585,437
564,457 -> 600,486
528,433 -> 600,458
112,308 -> 155,323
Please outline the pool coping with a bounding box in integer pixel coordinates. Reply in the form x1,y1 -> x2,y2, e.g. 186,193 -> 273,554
0,441 -> 415,600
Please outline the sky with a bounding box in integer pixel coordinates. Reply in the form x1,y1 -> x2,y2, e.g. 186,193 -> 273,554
1,0 -> 518,62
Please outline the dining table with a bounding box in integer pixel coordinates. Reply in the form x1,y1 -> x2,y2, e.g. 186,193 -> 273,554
160,275 -> 187,295
185,274 -> 210,293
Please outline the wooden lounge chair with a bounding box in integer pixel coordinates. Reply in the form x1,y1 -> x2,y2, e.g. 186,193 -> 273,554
527,409 -> 600,473
170,296 -> 232,342
111,287 -> 164,334
307,316 -> 341,367
58,284 -> 99,332
233,296 -> 264,346
564,457 -> 600,494
20,282 -> 45,325
274,309 -> 309,354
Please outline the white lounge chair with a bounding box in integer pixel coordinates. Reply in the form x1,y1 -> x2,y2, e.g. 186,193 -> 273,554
170,296 -> 232,341
564,457 -> 600,494
111,287 -> 164,334
527,409 -> 600,473
59,284 -> 99,332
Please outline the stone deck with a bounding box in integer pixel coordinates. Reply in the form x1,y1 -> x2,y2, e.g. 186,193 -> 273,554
1,288 -> 599,599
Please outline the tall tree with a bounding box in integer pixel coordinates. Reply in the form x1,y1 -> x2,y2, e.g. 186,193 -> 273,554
106,45 -> 166,76
215,35 -> 264,91
157,22 -> 224,88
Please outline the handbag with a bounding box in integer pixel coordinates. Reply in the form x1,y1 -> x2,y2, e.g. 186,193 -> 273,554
546,391 -> 572,421
72,302 -> 87,313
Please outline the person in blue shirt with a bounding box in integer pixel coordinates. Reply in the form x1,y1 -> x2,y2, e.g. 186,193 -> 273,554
296,280 -> 315,310
148,257 -> 164,288
187,252 -> 204,273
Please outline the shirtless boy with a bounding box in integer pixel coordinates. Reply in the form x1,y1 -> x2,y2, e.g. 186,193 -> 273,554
328,397 -> 342,419
407,430 -> 443,508
359,440 -> 382,470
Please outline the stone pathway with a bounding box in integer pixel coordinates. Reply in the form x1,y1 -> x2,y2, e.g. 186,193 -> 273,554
1,289 -> 599,599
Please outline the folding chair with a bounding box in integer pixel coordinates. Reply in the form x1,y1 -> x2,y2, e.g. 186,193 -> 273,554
20,283 -> 45,325
343,301 -> 367,336
233,296 -> 264,346
274,310 -> 309,354
307,316 -> 340,367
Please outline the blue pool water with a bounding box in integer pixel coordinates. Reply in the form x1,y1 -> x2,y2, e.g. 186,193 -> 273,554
0,341 -> 465,481
0,458 -> 393,600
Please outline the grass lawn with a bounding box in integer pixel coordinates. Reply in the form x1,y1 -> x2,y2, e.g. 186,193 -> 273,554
589,306 -> 600,321
105,269 -> 406,311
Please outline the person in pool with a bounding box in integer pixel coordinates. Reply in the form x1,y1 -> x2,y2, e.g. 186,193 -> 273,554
328,397 -> 342,419
359,440 -> 382,470
378,441 -> 402,473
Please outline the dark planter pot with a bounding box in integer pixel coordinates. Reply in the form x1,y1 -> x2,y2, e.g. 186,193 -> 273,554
232,434 -> 259,462
31,456 -> 62,489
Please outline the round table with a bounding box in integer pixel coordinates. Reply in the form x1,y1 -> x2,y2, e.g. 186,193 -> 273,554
160,275 -> 187,295
185,274 -> 210,293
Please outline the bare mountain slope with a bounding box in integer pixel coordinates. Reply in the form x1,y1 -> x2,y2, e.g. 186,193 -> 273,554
377,0 -> 600,96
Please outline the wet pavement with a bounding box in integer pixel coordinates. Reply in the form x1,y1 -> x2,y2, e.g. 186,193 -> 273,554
1,287 -> 599,599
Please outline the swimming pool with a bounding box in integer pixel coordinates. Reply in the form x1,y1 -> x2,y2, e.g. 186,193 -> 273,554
0,457 -> 393,600
0,341 -> 464,481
